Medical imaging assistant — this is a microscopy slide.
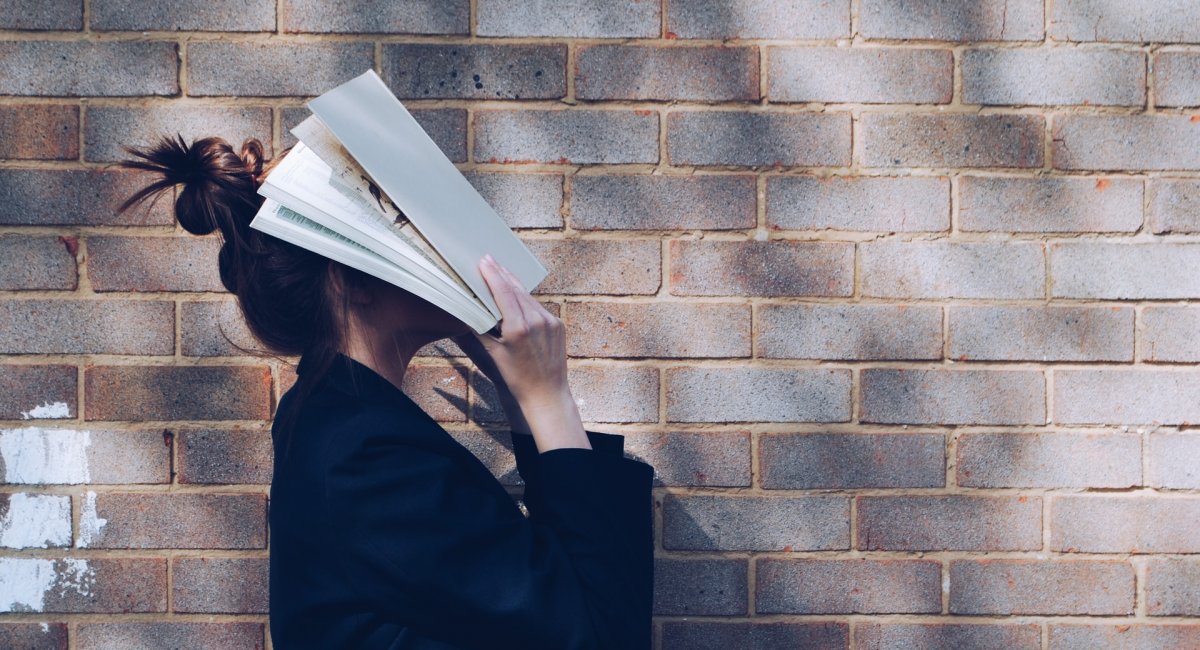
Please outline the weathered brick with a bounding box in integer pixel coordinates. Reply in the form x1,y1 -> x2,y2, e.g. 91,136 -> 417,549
0,300 -> 173,355
861,113 -> 1044,168
0,105 -> 77,159
624,431 -> 751,487
577,45 -> 759,101
862,368 -> 1046,425
857,623 -> 1041,650
662,494 -> 849,551
766,174 -> 950,232
475,109 -> 658,164
1053,116 -> 1200,170
964,47 -> 1144,106
0,41 -> 177,96
85,105 -> 272,162
1051,496 -> 1200,553
1049,624 -> 1200,650
0,428 -> 168,484
0,493 -> 70,548
1051,0 -> 1200,43
958,432 -> 1140,489
0,623 -> 67,650
284,106 -> 467,162
187,42 -> 374,97
667,111 -> 851,167
0,365 -> 76,421
662,622 -> 847,650
861,241 -> 1045,299
1142,306 -> 1200,362
769,47 -> 952,104
759,432 -> 945,489
565,301 -> 750,358
572,174 -> 755,231
81,493 -> 266,549
0,557 -> 166,613
282,0 -> 468,33
949,305 -> 1133,362
950,559 -> 1133,615
861,0 -> 1044,41
177,429 -> 272,484
858,495 -> 1041,551
478,0 -> 659,38
1147,558 -> 1200,616
960,175 -> 1143,232
0,169 -> 173,226
76,623 -> 263,650
0,0 -> 81,29
84,365 -> 272,421
653,558 -> 747,616
0,235 -> 77,290
523,239 -> 660,295
463,172 -> 563,229
173,557 -> 268,613
667,0 -> 849,39
180,300 -> 264,357
1150,179 -> 1200,233
758,303 -> 942,360
757,559 -> 941,614
87,236 -> 224,293
1155,51 -> 1200,108
666,367 -> 851,423
1149,433 -> 1200,489
383,44 -> 565,100
399,364 -> 467,423
91,0 -> 274,31
670,240 -> 853,297
473,365 -> 659,424
1053,242 -> 1200,299
1054,369 -> 1200,425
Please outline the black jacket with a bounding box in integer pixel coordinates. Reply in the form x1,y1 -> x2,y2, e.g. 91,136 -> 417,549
268,351 -> 655,649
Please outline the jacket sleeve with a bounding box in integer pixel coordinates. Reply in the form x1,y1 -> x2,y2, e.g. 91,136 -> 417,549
322,422 -> 654,650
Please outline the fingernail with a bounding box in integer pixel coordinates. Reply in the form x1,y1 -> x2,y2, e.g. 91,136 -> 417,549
482,254 -> 495,266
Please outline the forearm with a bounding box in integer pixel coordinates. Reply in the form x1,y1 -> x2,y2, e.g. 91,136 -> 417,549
517,388 -> 592,452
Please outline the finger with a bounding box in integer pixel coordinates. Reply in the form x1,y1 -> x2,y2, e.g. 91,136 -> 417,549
480,256 -> 527,335
495,263 -> 547,319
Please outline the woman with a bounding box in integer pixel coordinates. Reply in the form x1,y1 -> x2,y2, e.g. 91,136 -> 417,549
117,135 -> 655,649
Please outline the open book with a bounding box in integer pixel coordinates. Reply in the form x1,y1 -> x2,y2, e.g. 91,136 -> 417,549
248,69 -> 548,334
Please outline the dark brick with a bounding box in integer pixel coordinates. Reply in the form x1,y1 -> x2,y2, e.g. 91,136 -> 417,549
0,41 -> 178,96
187,42 -> 374,97
0,0 -> 81,29
670,240 -> 853,297
667,367 -> 851,423
668,0 -> 849,39
856,623 -> 1041,650
0,299 -> 173,355
91,0 -> 275,31
950,560 -> 1134,615
667,111 -> 851,167
180,300 -> 265,357
0,235 -> 77,290
576,45 -> 759,101
383,44 -> 566,100
173,557 -> 268,613
861,113 -> 1044,168
862,368 -> 1046,425
565,301 -> 750,358
76,623 -> 263,650
858,495 -> 1042,551
766,175 -> 949,232
624,431 -> 751,487
0,623 -> 67,650
572,174 -> 755,231
282,0 -> 468,33
81,493 -> 266,549
0,169 -> 173,226
85,105 -> 272,162
523,239 -> 660,295
0,365 -> 76,421
653,557 -> 747,616
757,559 -> 942,614
478,0 -> 659,37
662,494 -> 848,551
84,365 -> 272,421
177,429 -> 273,484
475,109 -> 658,164
0,105 -> 77,159
759,432 -> 945,489
87,236 -> 224,293
661,622 -> 848,650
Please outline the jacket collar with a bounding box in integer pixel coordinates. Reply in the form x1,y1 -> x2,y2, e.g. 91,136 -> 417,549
297,349 -> 415,407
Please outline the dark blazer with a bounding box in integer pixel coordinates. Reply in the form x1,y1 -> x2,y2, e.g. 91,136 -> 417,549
268,351 -> 655,649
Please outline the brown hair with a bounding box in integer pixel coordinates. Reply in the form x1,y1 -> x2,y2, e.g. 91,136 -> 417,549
116,134 -> 373,463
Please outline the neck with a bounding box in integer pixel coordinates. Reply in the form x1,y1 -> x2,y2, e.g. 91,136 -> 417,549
341,322 -> 429,394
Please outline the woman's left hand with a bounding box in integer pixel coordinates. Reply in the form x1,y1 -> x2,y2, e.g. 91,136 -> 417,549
452,331 -> 533,435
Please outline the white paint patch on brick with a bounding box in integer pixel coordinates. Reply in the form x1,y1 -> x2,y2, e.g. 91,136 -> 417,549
20,401 -> 72,420
77,490 -> 107,548
0,493 -> 70,549
0,557 -> 93,612
0,427 -> 91,484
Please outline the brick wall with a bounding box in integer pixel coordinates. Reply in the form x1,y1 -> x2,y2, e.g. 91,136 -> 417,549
1,1 -> 1199,648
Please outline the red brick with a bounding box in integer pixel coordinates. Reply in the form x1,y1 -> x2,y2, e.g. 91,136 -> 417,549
1141,306 -> 1200,362
84,365 -> 272,421
0,365 -> 76,421
87,236 -> 224,293
0,105 -> 77,159
861,113 -> 1044,168
76,623 -> 263,650
861,368 -> 1046,425
84,105 -> 272,163
661,621 -> 847,650
565,301 -> 750,358
571,174 -> 756,231
282,0 -> 468,34
667,0 -> 849,39
768,47 -> 952,104
0,235 -> 77,291
0,41 -> 178,96
0,300 -> 173,355
1053,115 -> 1200,171
948,305 -> 1134,362
667,367 -> 851,423
759,432 -> 945,489
401,364 -> 467,423
959,175 -> 1143,233
524,239 -> 660,295
1147,558 -> 1200,616
1050,0 -> 1200,43
1150,179 -> 1200,233
1049,624 -> 1200,649
758,303 -> 942,360
0,0 -> 81,29
0,623 -> 67,650
766,175 -> 950,232
81,493 -> 266,549
662,494 -> 848,551
856,623 -> 1041,650
950,559 -> 1134,615
667,110 -> 851,167
756,559 -> 941,614
858,495 -> 1041,551
861,241 -> 1045,299
187,42 -> 374,97
1148,433 -> 1200,489
862,0 -> 1043,40
670,240 -> 853,297
91,0 -> 274,31
1051,496 -> 1200,554
653,557 -> 747,616
623,431 -> 751,487
958,432 -> 1141,489
172,557 -> 268,613
383,44 -> 565,100
576,45 -> 759,101
177,428 -> 272,485
0,169 -> 172,226
475,109 -> 658,164
1053,369 -> 1200,425
0,557 -> 166,613
963,47 -> 1145,106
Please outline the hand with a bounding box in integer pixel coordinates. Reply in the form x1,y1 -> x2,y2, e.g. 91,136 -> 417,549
452,329 -> 532,435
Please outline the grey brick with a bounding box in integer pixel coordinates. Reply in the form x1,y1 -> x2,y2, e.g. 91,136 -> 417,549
1155,51 -> 1200,107
187,42 -> 374,97
0,41 -> 177,96
949,305 -> 1133,362
475,109 -> 658,164
670,240 -> 855,297
668,0 -> 850,39
576,45 -> 759,101
81,493 -> 266,548
0,428 -> 170,484
1141,306 -> 1200,362
861,0 -> 1044,41
757,559 -> 942,614
0,365 -> 76,421
0,169 -> 173,226
758,303 -> 943,360
624,431 -> 752,487
666,367 -> 851,423
1051,496 -> 1200,553
0,557 -> 165,613
861,113 -> 1044,168
963,47 -> 1145,106
565,301 -> 750,358
662,622 -> 848,650
856,624 -> 1041,650
85,106 -> 272,162
859,496 -> 1042,551
766,175 -> 949,232
282,0 -> 468,34
478,0 -> 659,37
950,560 -> 1133,615
861,241 -> 1045,299
523,239 -> 660,295
87,236 -> 224,293
172,557 -> 268,614
759,432 -> 946,489
668,110 -> 851,167
1147,558 -> 1200,616
0,300 -> 173,355
91,0 -> 274,31
1054,369 -> 1200,425
285,106 -> 467,162
0,104 -> 78,159
663,494 -> 848,551
1150,179 -> 1200,233
0,623 -> 68,649
1051,624 -> 1200,649
654,558 -> 747,616
0,235 -> 77,290
957,432 -> 1141,489
861,368 -> 1046,425
462,172 -> 562,229
177,429 -> 273,484
768,47 -> 952,104
572,174 -> 755,230
960,175 -> 1143,232
1148,433 -> 1200,489
76,623 -> 263,649
1051,0 -> 1200,43
181,301 -> 265,357
382,44 -> 565,100
1051,242 -> 1200,299
0,0 -> 82,29
1053,115 -> 1200,170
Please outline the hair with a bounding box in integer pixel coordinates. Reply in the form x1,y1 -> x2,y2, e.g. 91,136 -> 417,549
116,133 -> 374,464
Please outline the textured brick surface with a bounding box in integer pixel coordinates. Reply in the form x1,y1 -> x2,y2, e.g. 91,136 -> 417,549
85,106 -> 272,162
572,174 -> 755,230
957,432 -> 1141,489
858,495 -> 1042,551
759,432 -> 945,489
284,106 -> 467,162
0,300 -> 174,355
0,169 -> 173,226
188,42 -> 374,97
0,235 -> 77,290
0,623 -> 68,649
1054,369 -> 1200,425
1150,179 -> 1200,233
1147,558 -> 1200,616
861,0 -> 1044,41
662,494 -> 848,551
383,44 -> 565,100
0,492 -> 70,548
1155,51 -> 1200,108
76,623 -> 263,650
963,47 -> 1145,106
1050,0 -> 1200,43
861,113 -> 1044,168
0,0 -> 81,29
856,623 -> 1042,650
463,172 -> 563,229
0,365 -> 76,421
769,47 -> 952,104
0,557 -> 166,612
85,365 -> 272,421
653,558 -> 747,616
1148,433 -> 1200,489
577,45 -> 759,101
478,0 -> 659,37
1141,306 -> 1200,362
1051,496 -> 1200,554
668,0 -> 849,39
1052,242 -> 1200,299
862,241 -> 1045,299
81,493 -> 266,549
757,559 -> 942,614
1053,115 -> 1200,170
670,240 -> 854,297
0,105 -> 77,159
173,557 -> 268,613
180,300 -> 264,357
1049,625 -> 1200,649
661,622 -> 847,650
177,429 -> 273,484
0,41 -> 178,96
282,0 -> 468,34
91,0 -> 274,31
523,239 -> 660,295
948,305 -> 1133,361
758,303 -> 942,360
87,236 -> 224,293
949,560 -> 1134,615
565,301 -> 749,358
960,175 -> 1142,232
767,174 -> 950,232
475,109 -> 658,164
668,111 -> 851,167
624,431 -> 751,487
861,368 -> 1046,425
475,365 -> 658,424
666,367 -> 851,423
